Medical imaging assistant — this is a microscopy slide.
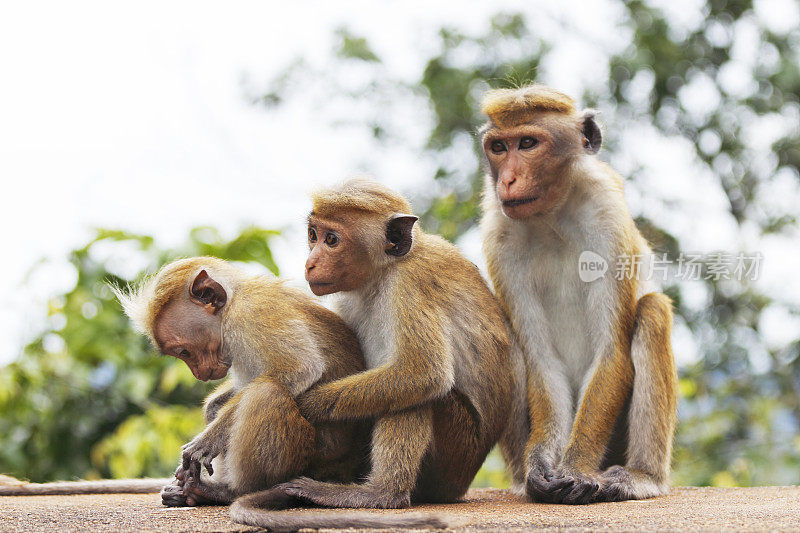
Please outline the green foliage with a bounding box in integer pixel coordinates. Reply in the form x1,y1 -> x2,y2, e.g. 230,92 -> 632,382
92,406 -> 205,479
0,226 -> 280,482
335,26 -> 380,62
471,447 -> 511,489
255,2 -> 800,487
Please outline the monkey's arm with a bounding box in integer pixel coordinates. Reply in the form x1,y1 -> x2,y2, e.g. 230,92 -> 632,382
203,380 -> 235,423
297,321 -> 452,422
169,381 -> 238,504
183,375 -> 310,477
182,392 -> 242,479
516,301 -> 576,502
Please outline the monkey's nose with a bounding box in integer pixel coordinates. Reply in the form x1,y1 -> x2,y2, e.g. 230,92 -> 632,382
500,174 -> 517,191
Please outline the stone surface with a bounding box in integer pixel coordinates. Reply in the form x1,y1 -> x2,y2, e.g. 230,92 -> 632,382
1,486 -> 799,531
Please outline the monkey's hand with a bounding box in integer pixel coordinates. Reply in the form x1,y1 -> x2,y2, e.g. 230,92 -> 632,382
525,455 -> 574,503
181,424 -> 227,482
296,385 -> 337,423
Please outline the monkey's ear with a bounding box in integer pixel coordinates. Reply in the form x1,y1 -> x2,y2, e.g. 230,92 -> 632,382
385,214 -> 418,257
581,110 -> 602,154
190,270 -> 227,313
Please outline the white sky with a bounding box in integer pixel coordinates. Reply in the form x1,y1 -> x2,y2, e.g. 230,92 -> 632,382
1,0 -> 798,366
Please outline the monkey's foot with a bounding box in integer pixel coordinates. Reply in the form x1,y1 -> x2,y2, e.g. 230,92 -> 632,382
161,481 -> 189,507
180,473 -> 235,506
594,465 -> 664,502
279,477 -> 411,509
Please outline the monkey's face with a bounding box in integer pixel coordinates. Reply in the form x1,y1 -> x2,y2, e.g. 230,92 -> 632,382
153,283 -> 230,382
483,118 -> 579,219
305,216 -> 374,296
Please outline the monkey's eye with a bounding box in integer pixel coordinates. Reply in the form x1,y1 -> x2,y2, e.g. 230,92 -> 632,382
324,233 -> 339,247
308,227 -> 317,242
519,137 -> 538,149
490,140 -> 506,154
178,349 -> 190,359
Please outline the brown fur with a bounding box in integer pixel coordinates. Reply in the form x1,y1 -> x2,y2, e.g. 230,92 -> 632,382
310,178 -> 413,220
480,84 -> 678,504
117,258 -> 373,511
481,84 -> 576,129
238,180 -> 512,529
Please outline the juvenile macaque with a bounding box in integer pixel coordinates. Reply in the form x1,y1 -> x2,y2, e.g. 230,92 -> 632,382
239,179 -> 513,524
480,84 -> 678,504
115,257 -> 371,506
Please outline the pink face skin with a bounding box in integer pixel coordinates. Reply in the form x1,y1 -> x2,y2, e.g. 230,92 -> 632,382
153,289 -> 230,382
483,118 -> 582,219
305,215 -> 373,296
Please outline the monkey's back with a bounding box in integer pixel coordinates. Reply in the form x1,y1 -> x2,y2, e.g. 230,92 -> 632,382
236,277 -> 365,378
295,294 -> 367,381
238,277 -> 370,482
399,234 -> 514,448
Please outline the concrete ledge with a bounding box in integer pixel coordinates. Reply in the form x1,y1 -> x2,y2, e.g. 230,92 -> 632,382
2,486 -> 799,531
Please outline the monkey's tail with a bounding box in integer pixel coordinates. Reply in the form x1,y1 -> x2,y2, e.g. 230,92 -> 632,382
0,475 -> 172,496
230,488 -> 450,532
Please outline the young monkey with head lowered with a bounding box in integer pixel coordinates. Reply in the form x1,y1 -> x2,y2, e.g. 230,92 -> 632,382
115,256 -> 373,510
249,179 -> 512,519
480,85 -> 678,504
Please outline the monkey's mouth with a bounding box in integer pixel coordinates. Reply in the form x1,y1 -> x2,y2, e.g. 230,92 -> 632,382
308,281 -> 337,295
502,196 -> 539,208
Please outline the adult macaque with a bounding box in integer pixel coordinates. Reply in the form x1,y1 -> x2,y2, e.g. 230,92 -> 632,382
257,180 -> 512,513
480,84 -> 678,504
113,257 -> 372,507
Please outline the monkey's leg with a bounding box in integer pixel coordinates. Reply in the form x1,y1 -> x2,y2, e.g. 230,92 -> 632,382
596,293 -> 677,502
304,420 -> 372,484
413,392 -> 486,503
499,342 -> 530,496
280,407 -> 434,509
228,378 -> 316,495
554,339 -> 635,505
